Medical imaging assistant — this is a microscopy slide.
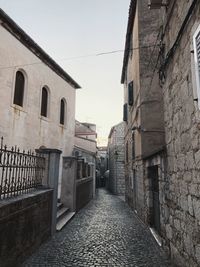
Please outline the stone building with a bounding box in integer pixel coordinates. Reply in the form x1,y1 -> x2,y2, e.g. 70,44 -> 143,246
0,9 -> 81,198
96,146 -> 108,187
155,1 -> 200,266
122,0 -> 200,266
107,122 -> 125,195
74,121 -> 97,196
121,0 -> 164,222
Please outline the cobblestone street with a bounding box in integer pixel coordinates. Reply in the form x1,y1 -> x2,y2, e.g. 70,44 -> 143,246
23,189 -> 173,267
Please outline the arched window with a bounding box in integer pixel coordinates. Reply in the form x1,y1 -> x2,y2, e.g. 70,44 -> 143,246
41,87 -> 48,117
13,71 -> 25,107
60,98 -> 65,125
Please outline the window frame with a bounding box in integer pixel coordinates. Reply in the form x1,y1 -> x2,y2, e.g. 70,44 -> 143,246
193,24 -> 200,109
59,98 -> 67,126
40,86 -> 50,119
123,103 -> 128,122
12,69 -> 27,110
128,81 -> 134,106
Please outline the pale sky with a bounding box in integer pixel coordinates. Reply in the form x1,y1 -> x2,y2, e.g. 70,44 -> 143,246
0,0 -> 130,146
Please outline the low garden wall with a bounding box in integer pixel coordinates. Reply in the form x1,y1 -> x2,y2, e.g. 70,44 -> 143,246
76,177 -> 93,211
0,189 -> 53,267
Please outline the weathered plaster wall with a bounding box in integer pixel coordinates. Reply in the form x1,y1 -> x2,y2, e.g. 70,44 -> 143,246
74,136 -> 97,155
0,25 -> 75,156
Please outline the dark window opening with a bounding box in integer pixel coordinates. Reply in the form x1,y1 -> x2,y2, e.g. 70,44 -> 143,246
132,132 -> 135,159
13,71 -> 25,107
41,87 -> 48,117
60,99 -> 65,125
126,141 -> 129,163
128,81 -> 134,106
123,103 -> 128,122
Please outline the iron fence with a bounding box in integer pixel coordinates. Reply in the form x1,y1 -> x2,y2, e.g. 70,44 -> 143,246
0,137 -> 45,199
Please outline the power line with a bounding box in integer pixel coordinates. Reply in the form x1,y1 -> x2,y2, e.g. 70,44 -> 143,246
0,45 -> 158,70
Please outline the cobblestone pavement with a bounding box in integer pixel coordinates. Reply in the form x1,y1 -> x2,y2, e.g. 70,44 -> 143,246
23,189 -> 173,267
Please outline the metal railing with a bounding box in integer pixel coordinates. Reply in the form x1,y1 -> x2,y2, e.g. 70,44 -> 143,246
0,137 -> 45,199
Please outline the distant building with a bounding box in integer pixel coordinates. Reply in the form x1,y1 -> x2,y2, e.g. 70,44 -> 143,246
96,146 -> 108,187
0,9 -> 81,198
74,121 -> 97,195
107,122 -> 125,195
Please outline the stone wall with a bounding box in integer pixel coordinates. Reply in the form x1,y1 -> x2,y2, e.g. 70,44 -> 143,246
108,122 -> 125,195
0,189 -> 53,267
159,1 -> 200,266
123,0 -> 164,221
76,178 -> 93,211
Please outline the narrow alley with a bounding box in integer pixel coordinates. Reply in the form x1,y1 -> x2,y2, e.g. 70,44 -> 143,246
23,189 -> 172,267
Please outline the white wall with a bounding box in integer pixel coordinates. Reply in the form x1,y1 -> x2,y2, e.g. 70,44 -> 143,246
0,25 -> 77,199
0,25 -> 76,156
75,136 -> 96,154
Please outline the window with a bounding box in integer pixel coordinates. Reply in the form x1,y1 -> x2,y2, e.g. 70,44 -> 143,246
123,103 -> 128,122
13,71 -> 25,107
126,141 -> 129,163
41,87 -> 48,117
193,24 -> 200,108
60,98 -> 65,125
132,132 -> 135,159
128,81 -> 134,106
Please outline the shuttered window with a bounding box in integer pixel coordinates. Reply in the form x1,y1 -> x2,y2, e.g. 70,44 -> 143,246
193,25 -> 200,108
128,81 -> 134,106
195,32 -> 200,83
123,103 -> 128,122
132,132 -> 135,159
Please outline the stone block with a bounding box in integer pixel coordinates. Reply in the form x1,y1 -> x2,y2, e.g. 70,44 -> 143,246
195,245 -> 200,264
188,195 -> 194,216
193,198 -> 200,221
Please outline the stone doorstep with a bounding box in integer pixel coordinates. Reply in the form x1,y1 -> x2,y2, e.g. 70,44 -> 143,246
56,212 -> 76,231
56,207 -> 69,220
150,228 -> 162,247
56,201 -> 76,231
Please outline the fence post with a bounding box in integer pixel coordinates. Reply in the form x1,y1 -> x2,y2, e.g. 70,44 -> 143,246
61,157 -> 77,212
36,148 -> 62,235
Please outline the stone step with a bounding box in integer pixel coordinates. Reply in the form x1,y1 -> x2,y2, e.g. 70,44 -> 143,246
56,212 -> 76,231
56,207 -> 69,221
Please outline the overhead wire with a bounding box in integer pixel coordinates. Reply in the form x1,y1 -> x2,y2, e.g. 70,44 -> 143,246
0,44 -> 158,70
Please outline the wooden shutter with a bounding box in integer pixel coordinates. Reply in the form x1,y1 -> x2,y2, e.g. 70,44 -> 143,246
128,81 -> 134,106
193,25 -> 200,108
195,31 -> 200,83
123,103 -> 128,122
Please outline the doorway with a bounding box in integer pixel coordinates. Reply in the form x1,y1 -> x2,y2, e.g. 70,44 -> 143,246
148,165 -> 160,234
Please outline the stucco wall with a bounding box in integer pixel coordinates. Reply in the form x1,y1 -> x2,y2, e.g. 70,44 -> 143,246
0,25 -> 76,156
74,136 -> 96,154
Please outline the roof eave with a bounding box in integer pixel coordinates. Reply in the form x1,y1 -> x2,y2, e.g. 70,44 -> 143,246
0,8 -> 81,89
121,0 -> 137,84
